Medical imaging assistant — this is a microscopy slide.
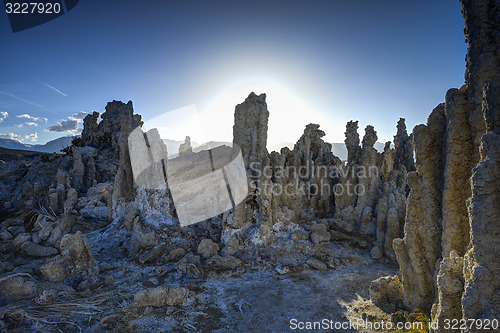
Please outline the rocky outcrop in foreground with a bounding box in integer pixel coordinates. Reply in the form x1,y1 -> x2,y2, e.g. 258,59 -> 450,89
385,0 -> 500,329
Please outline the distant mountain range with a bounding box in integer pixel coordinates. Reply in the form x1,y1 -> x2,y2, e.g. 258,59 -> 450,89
0,136 -> 386,161
0,136 -> 73,153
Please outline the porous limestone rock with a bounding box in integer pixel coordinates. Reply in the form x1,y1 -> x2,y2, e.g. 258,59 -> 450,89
391,0 -> 500,325
370,246 -> 383,260
118,121 -> 174,223
71,147 -> 85,191
225,118 -> 340,246
306,258 -> 327,271
380,141 -> 395,180
13,233 -> 31,248
197,238 -> 220,258
0,229 -> 13,241
369,275 -> 402,313
461,0 -> 498,161
41,231 -> 99,287
127,217 -> 159,253
393,105 -> 446,311
0,275 -> 37,301
134,287 -> 188,307
207,255 -> 243,271
81,111 -> 99,145
226,92 -> 270,243
310,222 -> 331,244
432,251 -> 465,331
345,121 -> 361,165
290,230 -> 309,241
232,92 -> 269,166
441,88 -> 473,258
334,121 -> 408,257
462,80 -> 500,322
82,100 -> 140,152
178,136 -> 192,157
109,101 -> 141,208
21,242 -> 58,257
355,126 -> 381,236
393,118 -> 415,172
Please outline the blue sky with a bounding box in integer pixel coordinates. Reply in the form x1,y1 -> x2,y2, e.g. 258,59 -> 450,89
0,0 -> 466,149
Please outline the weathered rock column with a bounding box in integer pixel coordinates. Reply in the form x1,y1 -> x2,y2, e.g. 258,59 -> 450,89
102,101 -> 141,212
392,1 -> 500,325
393,105 -> 447,311
393,118 -> 415,172
223,93 -> 270,244
462,81 -> 500,322
333,121 -> 361,232
178,136 -> 193,157
356,126 -> 380,235
441,88 -> 474,258
232,92 -> 269,167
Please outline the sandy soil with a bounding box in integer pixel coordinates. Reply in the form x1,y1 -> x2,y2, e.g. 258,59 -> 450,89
1,220 -> 399,333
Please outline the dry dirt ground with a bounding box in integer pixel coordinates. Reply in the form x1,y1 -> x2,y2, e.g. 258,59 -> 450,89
194,263 -> 397,333
1,220 -> 400,333
86,259 -> 397,332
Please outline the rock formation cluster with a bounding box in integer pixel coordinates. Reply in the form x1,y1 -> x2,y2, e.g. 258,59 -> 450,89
0,101 -> 141,298
0,1 -> 497,330
224,92 -> 413,260
333,120 -> 409,260
387,0 -> 500,328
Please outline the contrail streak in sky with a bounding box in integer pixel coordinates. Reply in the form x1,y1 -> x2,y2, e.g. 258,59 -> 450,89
0,90 -> 59,114
37,80 -> 68,97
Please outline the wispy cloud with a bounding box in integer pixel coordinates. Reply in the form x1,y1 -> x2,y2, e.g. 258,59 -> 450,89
15,122 -> 38,127
17,114 -> 37,120
37,80 -> 68,97
0,90 -> 58,114
0,132 -> 23,141
25,132 -> 38,142
0,111 -> 7,123
16,113 -> 47,122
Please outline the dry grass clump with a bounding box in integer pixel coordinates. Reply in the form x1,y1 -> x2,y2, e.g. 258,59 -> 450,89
0,290 -> 107,332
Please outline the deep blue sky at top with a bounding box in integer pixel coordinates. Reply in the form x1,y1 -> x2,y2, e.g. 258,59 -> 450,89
0,0 -> 467,145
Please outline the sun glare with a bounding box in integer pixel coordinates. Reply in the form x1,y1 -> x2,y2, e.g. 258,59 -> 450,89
198,78 -> 345,151
142,75 -> 345,152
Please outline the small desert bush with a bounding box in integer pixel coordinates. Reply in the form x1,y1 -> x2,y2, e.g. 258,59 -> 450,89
391,310 -> 430,333
61,136 -> 85,155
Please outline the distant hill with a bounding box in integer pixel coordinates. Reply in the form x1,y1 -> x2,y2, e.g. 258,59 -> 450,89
0,146 -> 45,163
193,141 -> 231,152
0,136 -> 73,153
0,136 -> 388,161
0,138 -> 29,151
35,136 -> 74,153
